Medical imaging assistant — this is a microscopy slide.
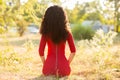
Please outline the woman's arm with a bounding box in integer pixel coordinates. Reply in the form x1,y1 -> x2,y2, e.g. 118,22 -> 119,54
67,32 -> 76,64
40,56 -> 45,64
38,35 -> 47,64
68,53 -> 75,64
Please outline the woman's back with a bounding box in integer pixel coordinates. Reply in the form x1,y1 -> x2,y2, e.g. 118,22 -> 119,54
39,5 -> 76,77
39,31 -> 76,77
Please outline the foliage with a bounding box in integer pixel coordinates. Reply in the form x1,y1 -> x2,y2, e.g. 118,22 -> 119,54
0,37 -> 34,73
91,29 -> 117,47
67,0 -> 105,24
0,27 -> 6,34
0,0 -> 48,36
0,47 -> 21,66
71,24 -> 95,40
1,0 -> 119,37
103,0 -> 120,32
23,39 -> 35,52
0,0 -> 120,79
86,12 -> 105,23
78,29 -> 117,48
0,46 -> 35,74
114,32 -> 120,44
0,0 -> 14,29
0,32 -> 120,79
77,29 -> 119,79
78,29 -> 118,70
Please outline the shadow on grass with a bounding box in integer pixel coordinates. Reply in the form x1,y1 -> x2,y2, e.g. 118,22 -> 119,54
28,75 -> 56,80
29,75 -> 68,80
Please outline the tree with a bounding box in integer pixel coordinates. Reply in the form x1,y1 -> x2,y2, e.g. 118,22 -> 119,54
10,0 -> 28,36
9,0 -> 48,36
0,0 -> 14,30
67,0 -> 105,24
1,0 -> 57,36
114,0 -> 120,32
103,0 -> 120,32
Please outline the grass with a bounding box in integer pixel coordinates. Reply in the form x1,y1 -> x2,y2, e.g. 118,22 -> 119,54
0,32 -> 120,80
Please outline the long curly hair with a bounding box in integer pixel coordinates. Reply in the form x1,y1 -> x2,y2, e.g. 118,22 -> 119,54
40,5 -> 69,44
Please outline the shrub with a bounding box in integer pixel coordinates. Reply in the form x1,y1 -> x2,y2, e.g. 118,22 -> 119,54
23,39 -> 35,52
0,47 -> 21,67
93,29 -> 117,46
114,32 -> 120,44
0,27 -> 6,34
71,24 -> 95,40
77,29 -> 119,79
78,29 -> 117,49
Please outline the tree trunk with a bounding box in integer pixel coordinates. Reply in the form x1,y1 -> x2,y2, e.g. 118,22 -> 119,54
114,0 -> 120,32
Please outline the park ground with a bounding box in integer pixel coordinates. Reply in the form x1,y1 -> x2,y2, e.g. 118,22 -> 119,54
0,33 -> 120,80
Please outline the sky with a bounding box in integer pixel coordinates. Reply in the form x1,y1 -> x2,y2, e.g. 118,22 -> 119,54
20,0 -> 105,10
60,0 -> 95,9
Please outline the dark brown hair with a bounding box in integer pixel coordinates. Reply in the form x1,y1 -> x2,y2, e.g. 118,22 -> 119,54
40,5 -> 69,44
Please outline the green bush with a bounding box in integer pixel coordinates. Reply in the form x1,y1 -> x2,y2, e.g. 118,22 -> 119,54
0,47 -> 20,67
78,29 -> 117,48
77,30 -> 119,80
114,32 -> 120,44
0,27 -> 6,34
71,24 -> 95,40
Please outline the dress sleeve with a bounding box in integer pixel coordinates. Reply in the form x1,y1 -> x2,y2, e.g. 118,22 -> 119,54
38,35 -> 47,56
67,32 -> 76,53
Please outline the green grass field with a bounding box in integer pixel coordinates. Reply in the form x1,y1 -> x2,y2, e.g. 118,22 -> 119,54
0,32 -> 120,80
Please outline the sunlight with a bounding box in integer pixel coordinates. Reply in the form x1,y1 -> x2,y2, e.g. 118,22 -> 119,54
61,0 -> 95,9
21,0 -> 96,9
20,0 -> 28,5
0,0 -> 120,79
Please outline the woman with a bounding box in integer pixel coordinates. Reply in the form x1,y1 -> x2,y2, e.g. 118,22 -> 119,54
39,5 -> 76,77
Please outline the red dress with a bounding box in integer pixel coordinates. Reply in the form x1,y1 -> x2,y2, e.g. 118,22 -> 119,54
39,32 -> 76,77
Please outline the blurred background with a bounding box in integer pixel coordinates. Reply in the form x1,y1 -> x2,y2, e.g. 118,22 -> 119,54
0,0 -> 120,37
0,0 -> 120,80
